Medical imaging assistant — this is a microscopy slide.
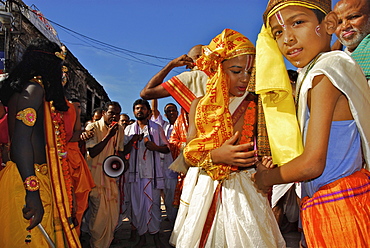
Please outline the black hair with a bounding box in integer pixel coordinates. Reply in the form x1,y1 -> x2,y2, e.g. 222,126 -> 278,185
311,8 -> 326,23
68,98 -> 80,103
103,101 -> 121,112
0,38 -> 68,111
164,103 -> 177,112
92,107 -> 103,115
132,98 -> 151,111
287,69 -> 298,83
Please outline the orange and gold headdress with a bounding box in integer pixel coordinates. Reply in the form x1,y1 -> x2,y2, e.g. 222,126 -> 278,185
196,29 -> 255,78
184,29 -> 255,180
255,0 -> 331,166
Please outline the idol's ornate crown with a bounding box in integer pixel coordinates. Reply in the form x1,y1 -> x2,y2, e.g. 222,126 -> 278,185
55,45 -> 67,60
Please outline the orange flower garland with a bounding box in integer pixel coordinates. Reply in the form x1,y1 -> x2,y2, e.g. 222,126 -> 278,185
240,100 -> 257,145
201,98 -> 258,180
50,102 -> 73,212
30,77 -> 73,213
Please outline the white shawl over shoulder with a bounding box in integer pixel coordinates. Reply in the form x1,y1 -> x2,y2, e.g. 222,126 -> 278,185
297,51 -> 370,170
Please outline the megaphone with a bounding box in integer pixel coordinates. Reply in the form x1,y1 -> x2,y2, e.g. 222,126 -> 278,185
103,155 -> 126,178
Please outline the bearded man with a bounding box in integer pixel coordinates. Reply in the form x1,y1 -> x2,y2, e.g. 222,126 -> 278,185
334,0 -> 370,81
124,99 -> 170,247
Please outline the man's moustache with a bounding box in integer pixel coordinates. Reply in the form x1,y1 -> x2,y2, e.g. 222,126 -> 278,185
341,28 -> 357,36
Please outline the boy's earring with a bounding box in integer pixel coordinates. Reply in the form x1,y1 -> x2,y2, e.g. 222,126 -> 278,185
315,25 -> 321,37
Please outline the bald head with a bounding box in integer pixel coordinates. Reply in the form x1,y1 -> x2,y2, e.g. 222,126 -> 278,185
187,44 -> 203,62
334,0 -> 370,52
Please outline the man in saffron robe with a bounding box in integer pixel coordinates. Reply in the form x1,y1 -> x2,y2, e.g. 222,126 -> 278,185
85,101 -> 125,248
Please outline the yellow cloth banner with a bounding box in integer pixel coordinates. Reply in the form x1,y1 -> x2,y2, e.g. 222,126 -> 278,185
256,25 -> 303,166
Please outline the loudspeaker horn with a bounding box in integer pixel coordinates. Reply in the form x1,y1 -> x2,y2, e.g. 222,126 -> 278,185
103,155 -> 126,178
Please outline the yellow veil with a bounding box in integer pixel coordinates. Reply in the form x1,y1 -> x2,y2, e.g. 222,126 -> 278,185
184,29 -> 255,180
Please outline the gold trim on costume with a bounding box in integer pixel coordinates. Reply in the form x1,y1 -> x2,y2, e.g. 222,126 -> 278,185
180,199 -> 190,206
198,152 -> 215,172
24,175 -> 40,191
16,108 -> 37,126
34,163 -> 48,175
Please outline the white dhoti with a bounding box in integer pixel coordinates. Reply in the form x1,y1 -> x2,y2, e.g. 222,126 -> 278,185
170,167 -> 286,247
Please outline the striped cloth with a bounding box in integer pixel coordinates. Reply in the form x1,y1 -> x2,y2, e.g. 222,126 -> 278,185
301,169 -> 370,248
352,34 -> 370,80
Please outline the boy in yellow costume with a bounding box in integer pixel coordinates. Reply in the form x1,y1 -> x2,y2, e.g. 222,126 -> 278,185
254,0 -> 370,247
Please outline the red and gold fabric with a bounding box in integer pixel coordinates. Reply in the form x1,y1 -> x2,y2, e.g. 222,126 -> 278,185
243,65 -> 271,157
162,76 -> 198,113
184,29 -> 256,181
64,101 -> 95,235
66,142 -> 95,235
169,108 -> 189,159
301,169 -> 370,248
44,101 -> 81,247
169,109 -> 189,207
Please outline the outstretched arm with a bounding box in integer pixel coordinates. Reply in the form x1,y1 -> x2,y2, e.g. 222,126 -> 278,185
140,54 -> 194,100
151,99 -> 160,120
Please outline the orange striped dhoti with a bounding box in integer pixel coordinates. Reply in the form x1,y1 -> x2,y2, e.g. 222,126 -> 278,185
301,169 -> 370,248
